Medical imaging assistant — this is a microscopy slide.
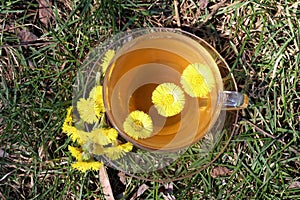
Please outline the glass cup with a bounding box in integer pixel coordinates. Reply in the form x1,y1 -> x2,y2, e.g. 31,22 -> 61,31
102,28 -> 248,151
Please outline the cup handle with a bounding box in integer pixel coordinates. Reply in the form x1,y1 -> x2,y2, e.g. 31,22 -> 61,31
221,91 -> 249,110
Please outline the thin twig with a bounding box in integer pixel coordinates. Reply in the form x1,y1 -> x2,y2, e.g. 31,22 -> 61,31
0,41 -> 55,48
243,119 -> 299,155
173,0 -> 181,27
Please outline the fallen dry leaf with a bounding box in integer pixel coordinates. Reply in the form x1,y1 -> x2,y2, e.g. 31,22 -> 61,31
0,148 -> 9,158
136,184 -> 149,197
117,171 -> 126,185
210,166 -> 233,178
161,183 -> 176,200
17,29 -> 38,46
288,181 -> 300,189
130,184 -> 149,200
37,0 -> 53,27
99,166 -> 115,200
199,0 -> 209,10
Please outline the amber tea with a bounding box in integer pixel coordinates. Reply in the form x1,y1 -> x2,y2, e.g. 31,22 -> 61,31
103,32 -> 223,150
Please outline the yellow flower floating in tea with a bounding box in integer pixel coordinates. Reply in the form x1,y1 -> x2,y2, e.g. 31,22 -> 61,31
123,110 -> 153,139
152,82 -> 185,117
180,63 -> 215,97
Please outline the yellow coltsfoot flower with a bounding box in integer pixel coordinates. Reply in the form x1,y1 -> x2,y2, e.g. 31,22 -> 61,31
68,145 -> 103,172
104,142 -> 133,160
90,128 -> 118,146
62,107 -> 84,144
123,110 -> 153,140
76,85 -> 105,124
151,82 -> 185,117
89,85 -> 105,118
180,63 -> 215,97
63,125 -> 83,145
77,98 -> 98,124
71,161 -> 103,173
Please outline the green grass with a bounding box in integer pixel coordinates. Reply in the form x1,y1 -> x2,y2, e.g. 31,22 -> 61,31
1,0 -> 299,199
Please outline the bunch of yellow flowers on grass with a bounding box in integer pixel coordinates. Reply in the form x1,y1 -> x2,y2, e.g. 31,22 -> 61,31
62,50 -> 133,173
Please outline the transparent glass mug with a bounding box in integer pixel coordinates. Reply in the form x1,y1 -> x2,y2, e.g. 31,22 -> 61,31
102,28 -> 248,151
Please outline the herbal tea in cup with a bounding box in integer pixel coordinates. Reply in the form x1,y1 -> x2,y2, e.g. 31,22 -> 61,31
102,28 -> 248,151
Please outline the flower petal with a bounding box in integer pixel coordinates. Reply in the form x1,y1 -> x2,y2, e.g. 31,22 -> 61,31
64,106 -> 73,125
101,50 -> 115,75
68,145 -> 83,161
119,142 -> 133,152
62,124 -> 84,144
